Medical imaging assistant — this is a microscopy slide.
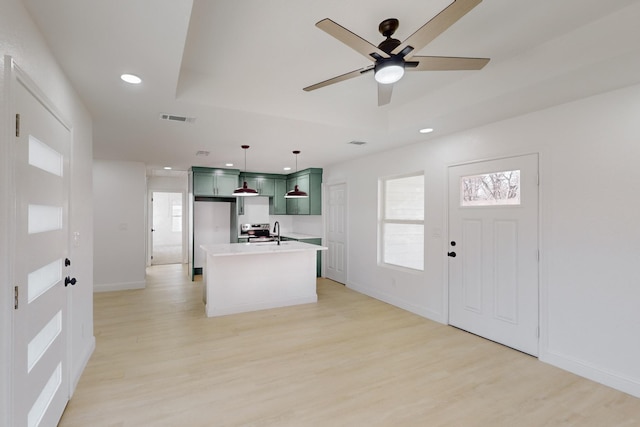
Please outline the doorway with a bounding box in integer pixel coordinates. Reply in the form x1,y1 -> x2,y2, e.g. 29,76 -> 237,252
12,60 -> 71,427
326,183 -> 347,284
448,154 -> 539,356
151,192 -> 184,265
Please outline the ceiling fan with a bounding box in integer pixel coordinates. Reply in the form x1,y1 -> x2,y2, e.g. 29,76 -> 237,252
303,0 -> 490,106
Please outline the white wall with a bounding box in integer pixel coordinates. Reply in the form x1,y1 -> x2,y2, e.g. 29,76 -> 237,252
0,0 -> 95,422
94,160 -> 147,291
323,83 -> 640,398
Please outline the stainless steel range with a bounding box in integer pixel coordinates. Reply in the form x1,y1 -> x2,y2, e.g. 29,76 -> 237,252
240,223 -> 277,243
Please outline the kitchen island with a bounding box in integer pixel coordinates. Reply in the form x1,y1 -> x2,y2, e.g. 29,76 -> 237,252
200,241 -> 327,317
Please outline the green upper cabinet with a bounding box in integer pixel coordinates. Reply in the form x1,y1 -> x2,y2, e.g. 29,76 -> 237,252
192,167 -> 240,197
286,168 -> 322,215
271,178 -> 287,215
191,167 -> 322,215
242,174 -> 276,197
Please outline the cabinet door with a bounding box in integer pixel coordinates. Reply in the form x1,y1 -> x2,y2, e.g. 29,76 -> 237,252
286,178 -> 298,214
271,179 -> 287,215
295,174 -> 311,214
216,174 -> 240,196
193,173 -> 215,196
258,178 -> 276,196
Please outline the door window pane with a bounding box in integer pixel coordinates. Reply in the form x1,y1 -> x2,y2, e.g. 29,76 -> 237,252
460,170 -> 521,206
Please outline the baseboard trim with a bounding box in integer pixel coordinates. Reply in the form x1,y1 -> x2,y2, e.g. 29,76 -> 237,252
93,281 -> 145,292
347,281 -> 444,323
69,336 -> 96,397
540,350 -> 640,398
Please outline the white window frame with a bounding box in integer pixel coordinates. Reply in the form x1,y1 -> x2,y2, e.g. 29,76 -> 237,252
379,172 -> 425,271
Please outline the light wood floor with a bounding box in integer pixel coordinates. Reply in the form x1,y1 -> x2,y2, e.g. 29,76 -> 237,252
60,264 -> 640,427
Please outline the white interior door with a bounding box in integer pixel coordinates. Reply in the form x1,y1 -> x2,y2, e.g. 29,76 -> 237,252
13,69 -> 71,426
326,183 -> 347,284
448,154 -> 539,356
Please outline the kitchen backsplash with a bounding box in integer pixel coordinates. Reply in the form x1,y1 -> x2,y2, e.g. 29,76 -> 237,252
239,196 -> 322,237
241,197 -> 269,224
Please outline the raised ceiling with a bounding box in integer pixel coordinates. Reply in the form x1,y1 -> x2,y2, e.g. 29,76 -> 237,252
23,0 -> 640,174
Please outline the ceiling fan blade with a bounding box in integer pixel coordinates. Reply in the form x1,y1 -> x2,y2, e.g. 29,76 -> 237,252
303,66 -> 373,92
316,18 -> 389,61
392,0 -> 482,58
378,83 -> 394,106
409,56 -> 489,71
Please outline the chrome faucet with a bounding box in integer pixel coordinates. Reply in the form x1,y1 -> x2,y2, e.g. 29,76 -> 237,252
273,221 -> 281,245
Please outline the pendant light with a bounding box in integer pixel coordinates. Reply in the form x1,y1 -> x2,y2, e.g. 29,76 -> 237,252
285,150 -> 309,198
233,145 -> 259,197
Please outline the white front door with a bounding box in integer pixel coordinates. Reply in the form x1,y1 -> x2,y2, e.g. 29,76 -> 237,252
326,183 -> 347,284
13,68 -> 71,426
448,154 -> 539,356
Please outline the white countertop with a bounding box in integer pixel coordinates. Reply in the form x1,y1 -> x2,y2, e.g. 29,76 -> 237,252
201,241 -> 327,257
281,232 -> 321,240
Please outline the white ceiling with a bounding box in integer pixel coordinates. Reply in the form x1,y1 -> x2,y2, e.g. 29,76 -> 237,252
23,0 -> 640,174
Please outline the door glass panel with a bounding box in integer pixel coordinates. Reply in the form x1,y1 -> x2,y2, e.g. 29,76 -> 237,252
460,170 -> 520,206
28,135 -> 63,177
28,204 -> 63,234
28,363 -> 62,427
28,259 -> 62,303
28,311 -> 62,372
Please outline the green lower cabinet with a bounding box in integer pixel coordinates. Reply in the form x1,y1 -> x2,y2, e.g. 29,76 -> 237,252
282,237 -> 322,277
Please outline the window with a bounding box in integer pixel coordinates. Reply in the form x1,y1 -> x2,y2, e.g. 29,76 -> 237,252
380,173 -> 424,271
460,170 -> 521,207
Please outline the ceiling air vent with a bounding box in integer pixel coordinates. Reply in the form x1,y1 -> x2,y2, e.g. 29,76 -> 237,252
159,113 -> 196,123
348,140 -> 367,146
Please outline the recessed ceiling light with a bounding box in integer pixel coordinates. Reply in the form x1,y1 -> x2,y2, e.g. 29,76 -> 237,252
196,150 -> 210,157
225,163 -> 234,167
120,73 -> 142,84
163,166 -> 172,170
283,167 -> 292,171
419,128 -> 434,134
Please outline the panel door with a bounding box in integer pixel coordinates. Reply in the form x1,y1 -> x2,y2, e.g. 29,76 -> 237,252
13,70 -> 71,426
448,154 -> 539,356
326,183 -> 347,284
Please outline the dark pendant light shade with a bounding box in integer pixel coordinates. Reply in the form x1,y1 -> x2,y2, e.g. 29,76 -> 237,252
233,145 -> 259,197
285,150 -> 309,199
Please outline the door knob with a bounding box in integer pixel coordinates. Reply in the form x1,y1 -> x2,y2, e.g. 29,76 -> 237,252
65,276 -> 77,287
447,252 -> 457,258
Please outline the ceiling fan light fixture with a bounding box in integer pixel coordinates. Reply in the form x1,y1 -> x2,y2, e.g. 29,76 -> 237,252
374,59 -> 405,84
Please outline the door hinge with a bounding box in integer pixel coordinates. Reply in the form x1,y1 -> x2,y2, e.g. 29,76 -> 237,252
15,113 -> 20,137
14,286 -> 19,309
